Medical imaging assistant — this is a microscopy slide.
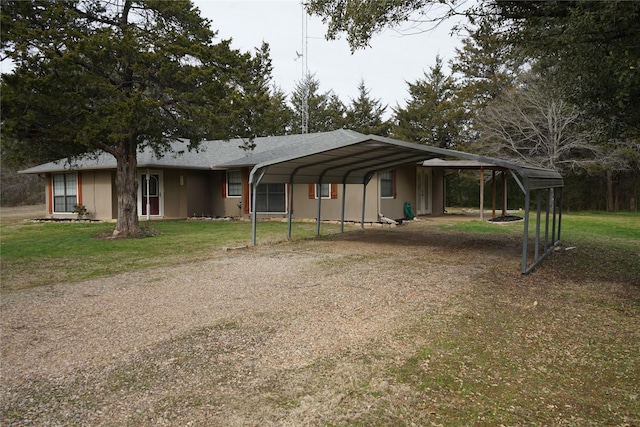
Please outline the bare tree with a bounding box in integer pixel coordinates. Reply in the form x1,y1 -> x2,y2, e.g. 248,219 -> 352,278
476,79 -> 601,174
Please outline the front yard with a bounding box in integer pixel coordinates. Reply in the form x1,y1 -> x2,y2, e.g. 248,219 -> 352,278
1,206 -> 638,426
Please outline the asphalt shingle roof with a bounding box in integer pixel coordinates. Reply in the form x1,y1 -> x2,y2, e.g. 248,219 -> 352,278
20,129 -> 563,191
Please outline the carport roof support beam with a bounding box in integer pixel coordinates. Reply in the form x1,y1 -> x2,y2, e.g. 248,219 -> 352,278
250,166 -> 267,246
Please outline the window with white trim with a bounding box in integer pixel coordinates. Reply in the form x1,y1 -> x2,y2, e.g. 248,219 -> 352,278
315,183 -> 330,199
380,171 -> 394,198
226,170 -> 242,197
52,173 -> 78,213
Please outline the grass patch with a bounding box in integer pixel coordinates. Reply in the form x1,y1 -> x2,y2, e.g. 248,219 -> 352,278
0,218 -> 354,291
441,212 -> 640,283
444,211 -> 640,247
380,211 -> 640,426
390,280 -> 640,426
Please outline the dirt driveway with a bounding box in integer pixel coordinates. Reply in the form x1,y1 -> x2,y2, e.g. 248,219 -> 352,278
0,221 -> 551,425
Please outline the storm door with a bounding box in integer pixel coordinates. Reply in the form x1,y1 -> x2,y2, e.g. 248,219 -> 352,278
141,173 -> 160,216
416,168 -> 431,215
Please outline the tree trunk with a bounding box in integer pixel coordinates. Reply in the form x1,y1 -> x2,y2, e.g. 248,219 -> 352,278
114,139 -> 140,236
606,170 -> 615,212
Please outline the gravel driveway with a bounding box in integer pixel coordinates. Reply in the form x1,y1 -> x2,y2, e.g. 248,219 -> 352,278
1,224 -> 522,426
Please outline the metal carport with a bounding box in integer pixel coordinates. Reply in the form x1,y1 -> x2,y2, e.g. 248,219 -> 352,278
249,130 -> 564,274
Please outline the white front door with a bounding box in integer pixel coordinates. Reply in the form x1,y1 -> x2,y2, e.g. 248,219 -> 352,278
138,171 -> 163,217
416,168 -> 431,215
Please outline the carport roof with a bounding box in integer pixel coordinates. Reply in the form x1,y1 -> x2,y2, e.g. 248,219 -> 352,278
249,130 -> 563,192
246,130 -> 565,275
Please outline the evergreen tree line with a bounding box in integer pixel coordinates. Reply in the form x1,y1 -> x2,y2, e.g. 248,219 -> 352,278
303,0 -> 640,212
211,4 -> 639,213
2,1 -> 637,216
239,30 -> 637,212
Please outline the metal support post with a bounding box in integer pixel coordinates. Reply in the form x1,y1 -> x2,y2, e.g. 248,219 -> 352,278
340,181 -> 347,233
316,182 -> 322,236
552,187 -> 557,244
535,190 -> 542,262
479,168 -> 485,220
557,187 -> 564,241
521,187 -> 531,274
250,167 -> 266,246
361,181 -> 367,228
287,180 -> 294,240
544,188 -> 551,253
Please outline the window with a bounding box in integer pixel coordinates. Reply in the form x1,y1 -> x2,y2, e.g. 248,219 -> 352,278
254,183 -> 286,212
226,170 -> 242,197
381,171 -> 395,198
316,183 -> 330,199
52,173 -> 78,213
309,183 -> 338,199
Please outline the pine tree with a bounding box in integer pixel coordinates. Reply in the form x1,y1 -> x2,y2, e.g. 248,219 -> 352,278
391,57 -> 463,148
1,0 -> 273,235
344,79 -> 390,136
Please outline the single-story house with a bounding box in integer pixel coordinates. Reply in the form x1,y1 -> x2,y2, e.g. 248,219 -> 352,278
20,130 -> 453,222
21,130 -> 564,273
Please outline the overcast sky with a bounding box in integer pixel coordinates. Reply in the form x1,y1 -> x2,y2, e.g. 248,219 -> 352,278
195,0 -> 468,114
0,1 -> 468,116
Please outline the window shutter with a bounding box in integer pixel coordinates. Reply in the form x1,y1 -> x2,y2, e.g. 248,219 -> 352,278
330,184 -> 338,199
308,184 -> 315,199
221,172 -> 227,198
242,168 -> 250,214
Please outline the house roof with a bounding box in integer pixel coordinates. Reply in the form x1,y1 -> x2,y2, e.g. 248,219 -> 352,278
20,129 -> 563,191
19,130 -> 362,173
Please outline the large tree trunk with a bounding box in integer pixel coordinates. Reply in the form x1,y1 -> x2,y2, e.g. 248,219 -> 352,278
114,139 -> 140,236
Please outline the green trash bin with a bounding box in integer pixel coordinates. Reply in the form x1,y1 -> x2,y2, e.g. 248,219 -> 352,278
404,201 -> 416,220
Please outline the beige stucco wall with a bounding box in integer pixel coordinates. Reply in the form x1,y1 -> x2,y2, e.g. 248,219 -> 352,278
290,183 -> 378,222
179,171 -> 206,218
380,165 -> 417,220
431,169 -> 445,215
213,169 -> 249,218
82,170 -> 115,220
43,165 -> 442,222
288,166 -> 418,222
162,170 -> 188,219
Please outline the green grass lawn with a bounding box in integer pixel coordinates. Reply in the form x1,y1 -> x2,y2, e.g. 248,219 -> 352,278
0,218 -> 352,291
436,211 -> 640,280
1,211 -> 638,291
440,210 -> 639,243
388,211 -> 640,426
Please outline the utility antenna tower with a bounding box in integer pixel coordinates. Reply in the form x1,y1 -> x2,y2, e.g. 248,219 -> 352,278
300,2 -> 309,134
